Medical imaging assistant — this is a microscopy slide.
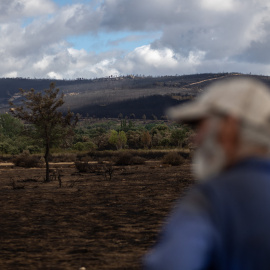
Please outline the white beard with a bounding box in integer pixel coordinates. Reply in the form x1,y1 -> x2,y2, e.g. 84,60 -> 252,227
192,121 -> 227,181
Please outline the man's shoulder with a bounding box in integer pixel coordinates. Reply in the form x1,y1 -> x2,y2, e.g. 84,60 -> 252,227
191,157 -> 270,213
203,157 -> 270,186
171,157 -> 270,222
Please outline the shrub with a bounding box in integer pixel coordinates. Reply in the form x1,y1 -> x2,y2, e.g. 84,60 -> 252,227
52,153 -> 77,163
72,140 -> 96,152
75,161 -> 90,172
131,156 -> 146,165
0,142 -> 11,154
8,145 -> 20,155
74,161 -> 101,173
114,152 -> 133,166
84,141 -> 96,151
162,152 -> 184,166
114,152 -> 146,165
13,151 -> 43,168
73,142 -> 85,151
160,138 -> 170,147
26,145 -> 41,154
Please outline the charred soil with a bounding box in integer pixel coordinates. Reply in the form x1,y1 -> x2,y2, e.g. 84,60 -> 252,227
0,160 -> 194,269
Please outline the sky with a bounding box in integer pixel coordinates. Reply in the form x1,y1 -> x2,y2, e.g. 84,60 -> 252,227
1,0 -> 270,79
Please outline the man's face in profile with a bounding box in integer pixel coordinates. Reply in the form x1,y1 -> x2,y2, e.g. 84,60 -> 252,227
192,116 -> 227,180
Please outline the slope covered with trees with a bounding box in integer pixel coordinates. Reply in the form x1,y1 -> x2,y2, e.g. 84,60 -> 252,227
1,73 -> 270,118
75,94 -> 188,119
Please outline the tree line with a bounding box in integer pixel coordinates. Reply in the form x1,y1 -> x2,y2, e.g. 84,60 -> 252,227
1,83 -> 193,182
0,113 -> 192,154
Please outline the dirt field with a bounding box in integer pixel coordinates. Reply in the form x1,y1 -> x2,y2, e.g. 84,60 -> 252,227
0,160 -> 194,270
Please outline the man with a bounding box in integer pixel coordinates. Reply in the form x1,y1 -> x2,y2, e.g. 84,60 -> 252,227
143,77 -> 270,270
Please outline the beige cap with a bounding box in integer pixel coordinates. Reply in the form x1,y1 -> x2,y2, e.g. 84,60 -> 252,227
167,77 -> 270,127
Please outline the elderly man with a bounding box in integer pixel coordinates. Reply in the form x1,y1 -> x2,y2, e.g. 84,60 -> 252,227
143,77 -> 270,270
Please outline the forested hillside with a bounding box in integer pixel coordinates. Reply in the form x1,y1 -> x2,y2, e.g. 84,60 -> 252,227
75,95 -> 188,119
1,73 -> 270,119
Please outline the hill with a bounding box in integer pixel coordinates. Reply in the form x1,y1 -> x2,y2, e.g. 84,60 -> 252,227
1,73 -> 270,118
75,94 -> 188,119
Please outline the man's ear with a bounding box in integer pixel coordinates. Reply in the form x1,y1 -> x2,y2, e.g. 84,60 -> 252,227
218,116 -> 240,160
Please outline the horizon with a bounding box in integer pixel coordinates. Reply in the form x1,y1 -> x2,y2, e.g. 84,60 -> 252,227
0,72 -> 256,81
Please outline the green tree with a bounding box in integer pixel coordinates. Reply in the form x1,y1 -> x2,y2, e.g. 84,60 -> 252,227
0,113 -> 23,138
109,130 -> 127,150
109,130 -> 118,147
141,131 -> 151,148
126,130 -> 142,149
150,124 -> 169,135
95,133 -> 111,150
10,83 -> 77,182
0,142 -> 11,154
152,132 -> 163,147
170,128 -> 187,148
142,114 -> 147,123
73,142 -> 85,151
120,119 -> 127,130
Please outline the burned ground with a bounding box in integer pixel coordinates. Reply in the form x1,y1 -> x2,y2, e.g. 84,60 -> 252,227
0,160 -> 194,269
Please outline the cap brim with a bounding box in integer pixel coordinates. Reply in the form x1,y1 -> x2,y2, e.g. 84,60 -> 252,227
166,101 -> 210,123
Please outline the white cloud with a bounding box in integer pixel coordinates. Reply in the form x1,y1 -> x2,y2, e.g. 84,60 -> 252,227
132,45 -> 178,68
201,0 -> 235,12
0,0 -> 56,23
188,51 -> 206,65
3,71 -> 18,78
114,45 -> 204,76
1,0 -> 270,79
47,71 -> 63,80
19,0 -> 56,16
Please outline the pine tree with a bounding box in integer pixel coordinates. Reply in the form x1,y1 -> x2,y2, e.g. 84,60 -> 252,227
10,83 -> 77,182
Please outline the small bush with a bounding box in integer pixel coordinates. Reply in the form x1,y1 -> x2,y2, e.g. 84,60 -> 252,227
114,152 -> 146,165
74,161 -> 89,173
75,161 -> 100,173
162,152 -> 184,166
52,153 -> 77,163
13,151 -> 43,168
131,156 -> 146,165
73,142 -> 85,151
114,152 -> 133,166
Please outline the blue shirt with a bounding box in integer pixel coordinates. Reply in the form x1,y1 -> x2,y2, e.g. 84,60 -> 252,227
143,158 -> 270,270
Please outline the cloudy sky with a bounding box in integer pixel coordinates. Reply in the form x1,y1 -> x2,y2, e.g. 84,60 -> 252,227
1,0 -> 270,79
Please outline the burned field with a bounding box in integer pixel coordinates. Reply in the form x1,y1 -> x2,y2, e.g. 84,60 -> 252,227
0,160 -> 194,269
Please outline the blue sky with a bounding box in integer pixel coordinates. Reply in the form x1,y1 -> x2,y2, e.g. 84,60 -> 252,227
55,0 -> 92,6
66,31 -> 162,53
55,0 -> 161,54
1,0 -> 270,79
